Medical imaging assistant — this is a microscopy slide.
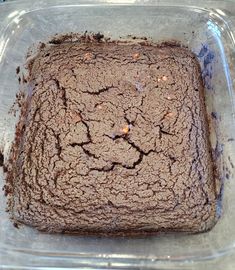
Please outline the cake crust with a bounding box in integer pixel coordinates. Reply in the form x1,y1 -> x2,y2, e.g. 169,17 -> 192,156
5,39 -> 217,234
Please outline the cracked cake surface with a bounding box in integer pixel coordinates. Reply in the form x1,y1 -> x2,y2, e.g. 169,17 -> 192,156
5,39 -> 217,234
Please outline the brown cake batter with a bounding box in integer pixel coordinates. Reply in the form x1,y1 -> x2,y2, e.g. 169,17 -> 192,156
5,37 -> 217,234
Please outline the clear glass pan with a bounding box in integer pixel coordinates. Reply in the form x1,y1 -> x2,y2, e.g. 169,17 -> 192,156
0,0 -> 235,269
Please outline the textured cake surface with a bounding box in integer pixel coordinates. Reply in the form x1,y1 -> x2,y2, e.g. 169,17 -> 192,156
6,40 -> 217,234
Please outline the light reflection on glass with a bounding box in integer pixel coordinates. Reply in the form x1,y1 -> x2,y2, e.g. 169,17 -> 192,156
215,9 -> 226,17
7,11 -> 19,19
207,20 -> 235,116
0,38 -> 10,62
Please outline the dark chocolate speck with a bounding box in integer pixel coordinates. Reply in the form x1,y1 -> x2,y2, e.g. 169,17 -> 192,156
211,112 -> 218,119
16,66 -> 20,75
0,151 -> 4,167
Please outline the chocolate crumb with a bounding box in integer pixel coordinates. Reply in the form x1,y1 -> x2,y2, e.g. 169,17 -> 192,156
40,42 -> 46,49
228,156 -> 234,169
13,222 -> 20,229
3,165 -> 8,173
0,150 -> 4,167
93,32 -> 104,42
16,66 -> 20,75
22,74 -> 27,83
211,111 -> 218,119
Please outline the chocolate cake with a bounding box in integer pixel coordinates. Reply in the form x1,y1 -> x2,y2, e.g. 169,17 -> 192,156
5,37 -> 217,234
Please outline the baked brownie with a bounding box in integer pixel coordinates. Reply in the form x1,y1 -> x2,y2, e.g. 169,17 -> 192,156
6,38 -> 217,234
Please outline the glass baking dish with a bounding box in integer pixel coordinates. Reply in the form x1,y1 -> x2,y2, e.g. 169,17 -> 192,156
0,0 -> 235,269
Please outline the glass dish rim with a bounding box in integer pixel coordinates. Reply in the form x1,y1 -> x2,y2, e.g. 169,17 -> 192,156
0,0 -> 235,268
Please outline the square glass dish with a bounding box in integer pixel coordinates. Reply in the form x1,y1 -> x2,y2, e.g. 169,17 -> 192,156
0,0 -> 235,269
